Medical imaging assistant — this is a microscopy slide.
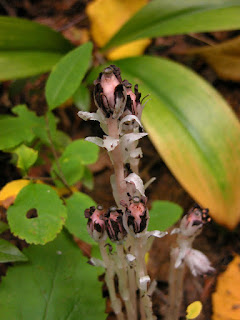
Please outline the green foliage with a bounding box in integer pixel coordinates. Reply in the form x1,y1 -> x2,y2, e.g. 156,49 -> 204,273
65,191 -> 96,244
52,139 -> 99,186
0,16 -> 72,80
148,200 -> 183,231
11,144 -> 38,174
0,231 -> 105,320
115,56 -> 240,228
0,239 -> 28,263
0,221 -> 8,234
73,83 -> 91,111
7,183 -> 67,245
103,0 -> 240,50
46,42 -> 93,110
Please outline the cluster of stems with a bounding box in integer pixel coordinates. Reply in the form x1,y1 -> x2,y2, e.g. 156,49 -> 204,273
78,66 -> 214,320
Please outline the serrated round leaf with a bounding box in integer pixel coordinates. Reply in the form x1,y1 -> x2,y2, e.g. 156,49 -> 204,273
65,192 -> 96,244
115,56 -> 240,229
104,0 -> 240,51
7,183 -> 67,244
149,200 -> 183,231
0,239 -> 27,263
46,42 -> 93,110
0,231 -> 105,320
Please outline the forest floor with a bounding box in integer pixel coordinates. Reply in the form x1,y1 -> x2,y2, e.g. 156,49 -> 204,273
0,1 -> 240,319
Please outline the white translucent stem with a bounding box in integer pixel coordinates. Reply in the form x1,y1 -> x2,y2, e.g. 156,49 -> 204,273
99,241 -> 124,320
165,249 -> 185,320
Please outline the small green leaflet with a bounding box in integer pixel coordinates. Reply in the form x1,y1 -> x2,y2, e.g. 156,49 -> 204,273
11,144 -> 38,173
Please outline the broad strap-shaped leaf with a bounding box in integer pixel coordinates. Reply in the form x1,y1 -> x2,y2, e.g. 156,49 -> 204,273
46,42 -> 93,110
0,16 -> 72,80
0,51 -> 63,80
0,16 -> 72,51
0,239 -> 27,263
103,0 -> 240,51
148,201 -> 183,231
7,183 -> 67,244
0,231 -> 105,320
114,56 -> 240,229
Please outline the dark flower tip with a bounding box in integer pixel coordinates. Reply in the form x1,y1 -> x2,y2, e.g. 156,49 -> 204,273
105,206 -> 127,242
84,206 -> 106,242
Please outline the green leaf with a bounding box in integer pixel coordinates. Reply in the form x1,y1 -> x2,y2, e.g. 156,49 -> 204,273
0,231 -> 105,320
104,0 -> 240,51
0,239 -> 28,263
65,192 -> 96,244
114,56 -> 240,229
73,83 -> 91,111
52,139 -> 99,186
0,221 -> 9,234
0,51 -> 63,80
11,144 -> 38,173
148,200 -> 183,231
7,183 -> 67,244
82,167 -> 94,190
0,16 -> 72,51
0,105 -> 42,150
46,42 -> 93,110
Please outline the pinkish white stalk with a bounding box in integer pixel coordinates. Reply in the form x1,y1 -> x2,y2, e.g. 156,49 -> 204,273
166,205 -> 214,320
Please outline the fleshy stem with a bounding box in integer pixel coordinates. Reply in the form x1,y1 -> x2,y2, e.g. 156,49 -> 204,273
166,250 -> 185,320
99,241 -> 124,320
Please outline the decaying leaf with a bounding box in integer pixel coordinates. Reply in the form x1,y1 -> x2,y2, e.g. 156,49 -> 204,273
86,0 -> 151,60
212,255 -> 240,320
0,179 -> 30,209
187,36 -> 240,81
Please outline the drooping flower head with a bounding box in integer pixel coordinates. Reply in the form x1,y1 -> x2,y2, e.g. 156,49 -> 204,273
105,206 -> 127,242
84,205 -> 106,242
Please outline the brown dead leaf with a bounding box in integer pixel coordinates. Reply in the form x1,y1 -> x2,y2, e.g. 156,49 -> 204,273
212,255 -> 240,320
187,36 -> 240,81
86,0 -> 151,60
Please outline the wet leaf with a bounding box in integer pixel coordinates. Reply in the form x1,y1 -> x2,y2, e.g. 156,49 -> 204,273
0,179 -> 30,209
0,231 -> 105,320
114,56 -> 240,229
149,201 -> 183,231
187,36 -> 240,81
0,239 -> 28,263
104,0 -> 240,51
212,255 -> 240,320
86,0 -> 150,60
186,301 -> 202,319
46,42 -> 93,110
7,183 -> 67,244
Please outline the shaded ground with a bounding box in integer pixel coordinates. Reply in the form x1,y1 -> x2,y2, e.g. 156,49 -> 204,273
1,1 -> 240,319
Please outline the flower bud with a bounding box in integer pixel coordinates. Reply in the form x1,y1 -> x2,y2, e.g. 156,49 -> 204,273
105,206 -> 127,242
125,196 -> 149,234
94,65 -> 127,119
84,205 -> 106,242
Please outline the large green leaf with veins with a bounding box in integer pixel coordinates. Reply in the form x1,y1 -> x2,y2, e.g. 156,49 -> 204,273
0,231 -> 105,320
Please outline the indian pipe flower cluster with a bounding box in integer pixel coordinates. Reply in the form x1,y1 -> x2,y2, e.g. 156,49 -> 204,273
171,204 -> 215,276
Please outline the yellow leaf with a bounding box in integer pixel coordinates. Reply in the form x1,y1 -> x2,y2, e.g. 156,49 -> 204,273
186,301 -> 202,319
86,0 -> 151,60
212,255 -> 240,320
187,36 -> 240,81
0,179 -> 30,209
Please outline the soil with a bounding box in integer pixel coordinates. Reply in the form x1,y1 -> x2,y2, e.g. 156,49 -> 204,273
0,1 -> 240,319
